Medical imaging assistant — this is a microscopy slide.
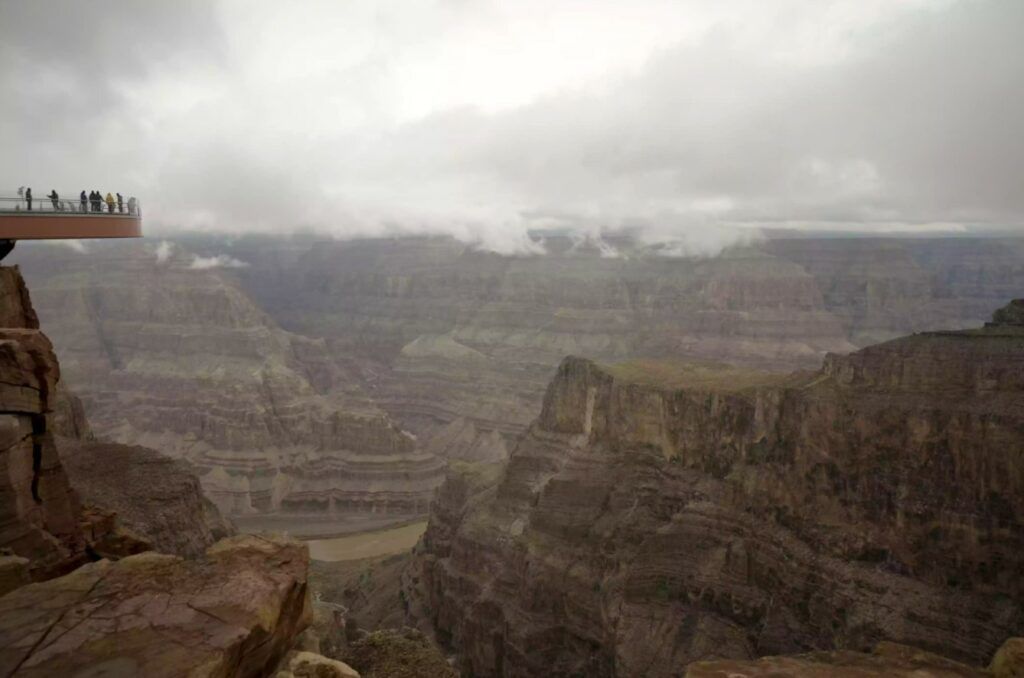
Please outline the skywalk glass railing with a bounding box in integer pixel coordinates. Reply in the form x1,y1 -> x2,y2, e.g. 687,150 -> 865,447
0,195 -> 141,216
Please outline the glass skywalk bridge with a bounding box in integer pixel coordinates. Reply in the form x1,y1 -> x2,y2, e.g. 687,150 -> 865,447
0,195 -> 142,260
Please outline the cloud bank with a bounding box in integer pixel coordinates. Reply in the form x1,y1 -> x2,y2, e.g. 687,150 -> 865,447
1,0 -> 1021,252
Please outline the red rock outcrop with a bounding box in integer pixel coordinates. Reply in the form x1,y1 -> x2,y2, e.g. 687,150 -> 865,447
415,302 -> 1024,676
0,534 -> 312,677
0,266 -> 87,580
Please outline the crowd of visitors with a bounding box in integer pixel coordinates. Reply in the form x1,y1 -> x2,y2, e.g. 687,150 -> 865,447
13,187 -> 138,215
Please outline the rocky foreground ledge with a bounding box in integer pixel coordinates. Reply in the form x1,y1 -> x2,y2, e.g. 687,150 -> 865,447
0,535 -> 314,677
0,264 -> 360,676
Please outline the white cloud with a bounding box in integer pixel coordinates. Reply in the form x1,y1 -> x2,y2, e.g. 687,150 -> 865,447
189,254 -> 249,270
154,240 -> 173,264
1,0 -> 1021,254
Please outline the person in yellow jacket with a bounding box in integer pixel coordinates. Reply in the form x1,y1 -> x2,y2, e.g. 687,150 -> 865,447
105,192 -> 115,213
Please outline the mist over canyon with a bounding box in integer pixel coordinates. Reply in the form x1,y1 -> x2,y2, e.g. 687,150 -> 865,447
0,230 -> 1020,676
11,232 -> 1023,527
4,0 -> 1024,674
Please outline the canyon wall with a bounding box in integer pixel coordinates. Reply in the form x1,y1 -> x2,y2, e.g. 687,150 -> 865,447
12,235 -> 1023,522
0,264 -> 229,579
12,244 -> 444,522
413,302 -> 1024,676
0,263 -> 364,677
217,234 -> 1024,449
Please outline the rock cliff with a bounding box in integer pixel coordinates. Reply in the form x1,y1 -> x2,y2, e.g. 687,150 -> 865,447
12,244 -> 444,522
58,438 -> 232,558
16,235 -> 1024,477
414,301 -> 1024,676
0,266 -> 89,580
0,264 -> 233,576
219,233 -> 1024,456
0,263 -> 361,677
0,534 -> 312,677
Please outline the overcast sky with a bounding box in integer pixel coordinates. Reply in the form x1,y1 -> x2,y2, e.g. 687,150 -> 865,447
1,0 -> 1021,252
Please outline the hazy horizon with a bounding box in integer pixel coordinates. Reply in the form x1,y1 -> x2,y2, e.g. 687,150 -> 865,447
2,0 -> 1022,254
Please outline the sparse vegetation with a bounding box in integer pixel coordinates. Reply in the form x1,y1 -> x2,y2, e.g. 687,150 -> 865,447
601,358 -> 800,392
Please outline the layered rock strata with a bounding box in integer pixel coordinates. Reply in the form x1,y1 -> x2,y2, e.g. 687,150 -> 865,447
218,234 -> 1024,455
0,266 -> 87,579
0,534 -> 312,678
17,235 -> 1024,472
13,244 -> 444,519
58,438 -> 233,558
0,264 -> 235,581
416,302 -> 1024,676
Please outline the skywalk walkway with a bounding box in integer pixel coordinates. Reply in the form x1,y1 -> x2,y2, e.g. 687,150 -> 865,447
0,195 -> 142,259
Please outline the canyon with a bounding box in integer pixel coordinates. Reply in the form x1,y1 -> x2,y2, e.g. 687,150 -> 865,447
0,263 -> 363,677
13,234 -> 1024,497
409,299 -> 1024,676
11,244 -> 445,528
218,233 -> 1024,442
0,236 -> 1022,676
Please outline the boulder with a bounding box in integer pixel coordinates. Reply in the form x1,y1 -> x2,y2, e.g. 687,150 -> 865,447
274,651 -> 360,678
991,638 -> 1024,678
0,534 -> 312,677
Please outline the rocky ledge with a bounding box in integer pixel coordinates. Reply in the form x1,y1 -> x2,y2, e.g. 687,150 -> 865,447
415,300 -> 1024,676
0,534 -> 311,677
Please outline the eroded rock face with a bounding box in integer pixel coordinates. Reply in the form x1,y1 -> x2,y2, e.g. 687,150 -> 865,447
13,244 -> 444,520
0,534 -> 311,678
0,264 -> 230,582
417,314 -> 1024,676
0,265 -> 87,580
221,234 -> 1024,457
16,235 -> 1024,476
58,438 -> 233,558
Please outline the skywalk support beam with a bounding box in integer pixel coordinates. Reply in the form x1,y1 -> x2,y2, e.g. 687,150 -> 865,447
0,214 -> 142,240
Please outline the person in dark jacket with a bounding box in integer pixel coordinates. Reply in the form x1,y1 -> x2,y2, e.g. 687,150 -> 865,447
25,187 -> 32,211
48,190 -> 59,210
116,192 -> 123,213
91,190 -> 100,212
80,190 -> 87,213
